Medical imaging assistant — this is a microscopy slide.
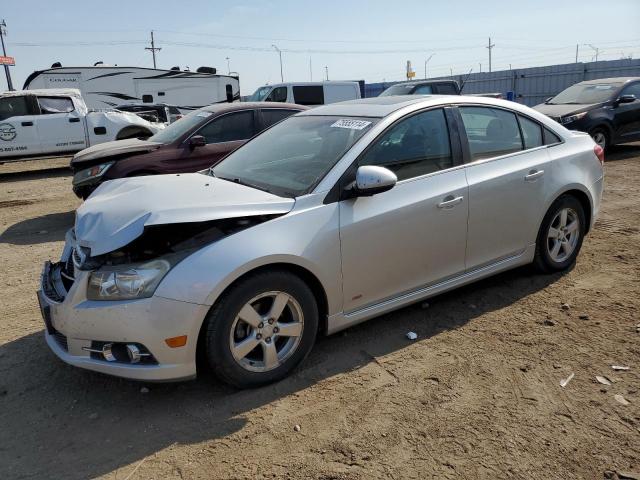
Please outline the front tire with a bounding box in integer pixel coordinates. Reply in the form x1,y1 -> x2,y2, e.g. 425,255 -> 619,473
590,127 -> 609,151
204,270 -> 318,388
533,195 -> 586,273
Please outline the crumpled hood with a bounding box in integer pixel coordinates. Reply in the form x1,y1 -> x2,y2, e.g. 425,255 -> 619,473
71,138 -> 162,167
75,173 -> 295,256
532,102 -> 599,118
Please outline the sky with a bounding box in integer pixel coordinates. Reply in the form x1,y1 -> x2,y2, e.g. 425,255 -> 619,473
2,0 -> 640,95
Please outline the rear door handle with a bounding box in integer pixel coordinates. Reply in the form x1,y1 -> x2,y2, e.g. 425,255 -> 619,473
21,121 -> 33,127
69,117 -> 80,123
437,195 -> 464,209
525,169 -> 544,181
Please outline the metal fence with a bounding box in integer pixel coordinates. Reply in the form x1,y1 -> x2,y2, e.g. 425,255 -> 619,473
364,58 -> 640,106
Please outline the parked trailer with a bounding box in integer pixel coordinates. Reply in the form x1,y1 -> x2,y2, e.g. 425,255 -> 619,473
23,65 -> 240,112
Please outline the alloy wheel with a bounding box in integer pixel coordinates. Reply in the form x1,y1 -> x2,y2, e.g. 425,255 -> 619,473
546,207 -> 580,263
229,291 -> 304,372
592,131 -> 607,150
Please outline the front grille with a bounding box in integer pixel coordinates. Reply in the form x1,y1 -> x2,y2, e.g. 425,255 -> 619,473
52,329 -> 68,351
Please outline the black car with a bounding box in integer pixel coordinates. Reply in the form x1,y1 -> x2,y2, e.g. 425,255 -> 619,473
379,79 -> 460,96
534,77 -> 640,150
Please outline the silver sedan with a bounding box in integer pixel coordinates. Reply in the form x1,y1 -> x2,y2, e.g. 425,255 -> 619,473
38,95 -> 604,388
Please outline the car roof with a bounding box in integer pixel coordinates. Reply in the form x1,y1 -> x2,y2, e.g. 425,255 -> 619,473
579,77 -> 640,85
300,94 -> 552,120
201,102 -> 308,113
300,95 -> 450,118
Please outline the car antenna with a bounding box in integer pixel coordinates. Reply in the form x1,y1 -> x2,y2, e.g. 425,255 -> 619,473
459,68 -> 473,93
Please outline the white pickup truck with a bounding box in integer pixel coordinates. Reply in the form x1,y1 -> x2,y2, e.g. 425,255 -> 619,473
0,88 -> 161,159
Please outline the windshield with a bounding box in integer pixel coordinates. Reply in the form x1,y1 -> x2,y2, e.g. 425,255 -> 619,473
549,83 -> 622,105
147,109 -> 211,143
247,86 -> 272,102
379,84 -> 417,96
212,116 -> 378,197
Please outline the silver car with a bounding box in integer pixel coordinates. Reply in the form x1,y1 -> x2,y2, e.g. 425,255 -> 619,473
37,96 -> 604,388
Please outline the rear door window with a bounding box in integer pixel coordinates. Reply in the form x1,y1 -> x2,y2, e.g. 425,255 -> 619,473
0,96 -> 31,120
196,110 -> 255,144
359,108 -> 453,181
265,87 -> 287,102
292,86 -> 325,105
518,115 -> 543,149
261,109 -> 299,129
459,106 -> 523,161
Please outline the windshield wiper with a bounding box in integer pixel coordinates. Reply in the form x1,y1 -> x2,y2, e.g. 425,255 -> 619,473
207,166 -> 216,177
217,175 -> 272,193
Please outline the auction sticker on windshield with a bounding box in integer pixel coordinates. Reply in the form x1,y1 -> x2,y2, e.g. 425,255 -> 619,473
331,119 -> 372,130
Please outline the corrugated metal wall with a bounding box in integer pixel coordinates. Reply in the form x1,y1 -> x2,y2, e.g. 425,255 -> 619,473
364,58 -> 640,106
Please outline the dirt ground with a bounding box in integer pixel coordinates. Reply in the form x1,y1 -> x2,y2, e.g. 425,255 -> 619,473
0,147 -> 639,480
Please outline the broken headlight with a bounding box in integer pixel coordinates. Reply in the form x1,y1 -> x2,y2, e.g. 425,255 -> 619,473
87,259 -> 170,301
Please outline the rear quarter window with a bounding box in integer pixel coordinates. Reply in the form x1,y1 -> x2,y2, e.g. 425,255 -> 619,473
435,83 -> 459,95
544,128 -> 562,145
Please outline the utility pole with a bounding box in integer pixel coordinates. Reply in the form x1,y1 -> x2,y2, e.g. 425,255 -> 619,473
145,30 -> 161,69
0,20 -> 14,90
479,63 -> 482,73
272,45 -> 283,82
309,57 -> 312,81
424,53 -> 434,79
575,44 -> 579,63
487,36 -> 495,73
586,44 -> 600,62
225,57 -> 230,74
325,66 -> 329,81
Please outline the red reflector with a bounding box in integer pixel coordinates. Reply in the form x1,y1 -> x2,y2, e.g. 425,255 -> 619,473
594,145 -> 604,165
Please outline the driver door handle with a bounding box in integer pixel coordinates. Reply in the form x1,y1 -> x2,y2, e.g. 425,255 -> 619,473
525,169 -> 544,182
437,195 -> 464,209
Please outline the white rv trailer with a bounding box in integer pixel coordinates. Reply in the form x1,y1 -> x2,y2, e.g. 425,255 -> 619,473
23,65 -> 240,112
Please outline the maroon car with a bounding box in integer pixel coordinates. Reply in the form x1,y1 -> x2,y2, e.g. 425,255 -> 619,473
70,102 -> 308,198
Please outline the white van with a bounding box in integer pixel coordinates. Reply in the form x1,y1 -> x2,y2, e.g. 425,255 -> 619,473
247,81 -> 361,105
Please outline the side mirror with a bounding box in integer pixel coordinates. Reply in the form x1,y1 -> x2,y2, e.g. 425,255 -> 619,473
189,135 -> 206,148
615,94 -> 636,105
351,165 -> 397,197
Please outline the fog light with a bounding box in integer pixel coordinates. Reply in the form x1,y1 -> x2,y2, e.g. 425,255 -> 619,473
102,343 -> 116,362
126,344 -> 142,363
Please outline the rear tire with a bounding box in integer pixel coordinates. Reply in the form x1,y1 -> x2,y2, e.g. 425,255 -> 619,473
533,195 -> 586,273
203,270 -> 318,389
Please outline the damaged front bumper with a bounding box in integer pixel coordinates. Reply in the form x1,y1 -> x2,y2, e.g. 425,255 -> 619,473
37,232 -> 209,382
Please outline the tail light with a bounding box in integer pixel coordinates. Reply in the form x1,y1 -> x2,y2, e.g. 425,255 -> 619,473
594,145 -> 604,166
